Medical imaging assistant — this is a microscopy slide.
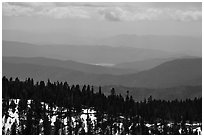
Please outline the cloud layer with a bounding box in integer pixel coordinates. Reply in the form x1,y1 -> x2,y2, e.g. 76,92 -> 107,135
3,2 -> 202,22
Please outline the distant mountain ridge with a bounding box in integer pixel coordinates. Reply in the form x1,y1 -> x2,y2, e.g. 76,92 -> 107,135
100,34 -> 202,57
3,29 -> 202,57
3,40 -> 190,64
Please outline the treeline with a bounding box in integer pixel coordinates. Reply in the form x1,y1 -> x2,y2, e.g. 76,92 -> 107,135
2,76 -> 201,123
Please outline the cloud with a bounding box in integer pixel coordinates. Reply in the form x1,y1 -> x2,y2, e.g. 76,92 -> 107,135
98,7 -> 123,21
3,2 -> 90,19
98,7 -> 162,22
37,7 -> 90,19
168,9 -> 202,21
2,2 -> 202,22
3,2 -> 34,16
97,6 -> 201,22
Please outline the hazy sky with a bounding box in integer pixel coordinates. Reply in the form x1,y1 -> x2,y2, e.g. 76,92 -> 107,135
3,2 -> 202,38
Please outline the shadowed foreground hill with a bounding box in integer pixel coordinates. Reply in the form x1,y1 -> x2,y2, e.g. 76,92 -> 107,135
3,58 -> 201,88
119,58 -> 202,88
114,56 -> 197,71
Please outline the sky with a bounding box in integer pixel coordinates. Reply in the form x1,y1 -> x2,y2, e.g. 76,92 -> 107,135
2,2 -> 202,39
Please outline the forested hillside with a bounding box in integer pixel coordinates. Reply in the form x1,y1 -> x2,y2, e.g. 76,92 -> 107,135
2,76 -> 202,135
